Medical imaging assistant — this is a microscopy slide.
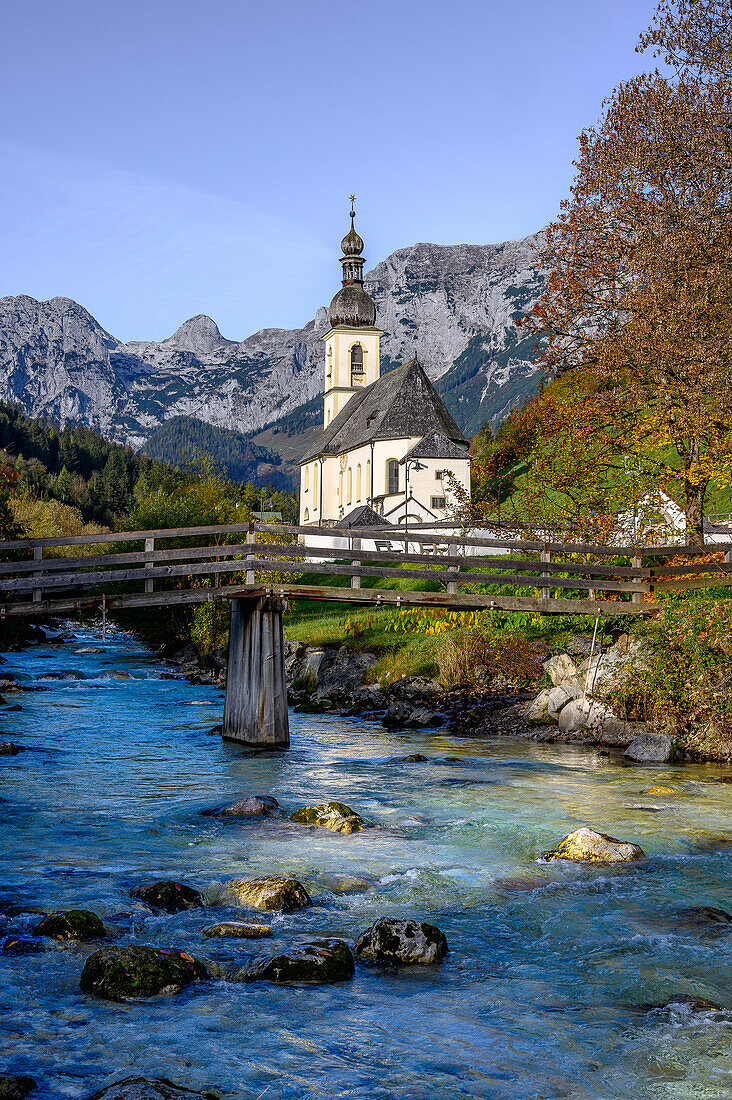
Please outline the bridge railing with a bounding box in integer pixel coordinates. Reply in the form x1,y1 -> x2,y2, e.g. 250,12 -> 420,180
1,521 -> 731,617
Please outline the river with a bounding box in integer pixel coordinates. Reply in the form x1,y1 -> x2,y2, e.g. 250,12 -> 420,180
2,624 -> 732,1099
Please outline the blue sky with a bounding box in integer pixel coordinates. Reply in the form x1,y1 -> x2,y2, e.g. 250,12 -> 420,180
0,0 -> 658,342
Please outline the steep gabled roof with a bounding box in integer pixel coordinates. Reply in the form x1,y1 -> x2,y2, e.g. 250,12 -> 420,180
401,429 -> 470,463
335,505 -> 391,529
300,359 -> 467,463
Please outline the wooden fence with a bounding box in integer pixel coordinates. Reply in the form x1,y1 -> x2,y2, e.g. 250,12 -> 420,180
0,521 -> 731,619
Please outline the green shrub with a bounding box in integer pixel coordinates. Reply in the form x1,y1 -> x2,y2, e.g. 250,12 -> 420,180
608,597 -> 732,757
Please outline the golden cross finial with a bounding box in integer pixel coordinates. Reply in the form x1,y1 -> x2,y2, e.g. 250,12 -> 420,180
349,194 -> 356,204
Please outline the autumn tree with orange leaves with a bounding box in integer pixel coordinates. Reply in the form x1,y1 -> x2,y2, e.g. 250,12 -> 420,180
521,0 -> 732,545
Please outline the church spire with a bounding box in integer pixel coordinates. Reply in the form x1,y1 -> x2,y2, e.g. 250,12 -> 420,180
328,197 -> 376,328
339,195 -> 365,284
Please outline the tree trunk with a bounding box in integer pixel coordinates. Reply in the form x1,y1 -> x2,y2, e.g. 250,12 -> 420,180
684,477 -> 708,547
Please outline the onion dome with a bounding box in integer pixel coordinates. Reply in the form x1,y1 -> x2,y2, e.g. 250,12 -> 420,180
328,197 -> 377,328
329,283 -> 377,327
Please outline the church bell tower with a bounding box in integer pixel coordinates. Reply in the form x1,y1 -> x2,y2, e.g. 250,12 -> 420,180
323,197 -> 382,427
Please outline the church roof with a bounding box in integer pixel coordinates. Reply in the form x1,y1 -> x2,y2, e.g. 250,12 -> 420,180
334,505 -> 391,529
401,429 -> 470,463
300,358 -> 467,463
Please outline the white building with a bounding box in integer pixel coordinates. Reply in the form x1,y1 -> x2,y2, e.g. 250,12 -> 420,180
299,203 -> 471,530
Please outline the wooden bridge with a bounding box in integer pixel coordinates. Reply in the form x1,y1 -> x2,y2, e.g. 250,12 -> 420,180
1,521 -> 730,749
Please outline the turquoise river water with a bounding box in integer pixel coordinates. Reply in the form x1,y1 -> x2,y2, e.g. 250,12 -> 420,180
2,625 -> 732,1099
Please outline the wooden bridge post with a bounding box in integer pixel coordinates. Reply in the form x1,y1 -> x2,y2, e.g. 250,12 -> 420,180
144,537 -> 155,594
351,537 -> 361,589
222,595 -> 289,748
540,545 -> 551,601
632,552 -> 642,605
245,523 -> 256,585
447,541 -> 458,596
32,545 -> 43,603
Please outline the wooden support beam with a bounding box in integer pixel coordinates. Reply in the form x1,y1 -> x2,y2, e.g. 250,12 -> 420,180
222,596 -> 289,748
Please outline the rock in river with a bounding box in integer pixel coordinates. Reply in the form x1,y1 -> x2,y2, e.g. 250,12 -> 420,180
291,801 -> 365,834
129,881 -> 204,913
34,909 -> 108,941
226,876 -> 312,911
0,743 -> 25,756
543,828 -> 646,863
203,921 -> 273,938
240,938 -> 355,984
79,945 -> 209,1001
355,918 -> 449,965
0,1075 -> 36,1100
206,795 -> 279,818
623,731 -> 674,763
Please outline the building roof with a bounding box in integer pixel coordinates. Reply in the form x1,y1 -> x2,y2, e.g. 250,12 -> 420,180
328,282 -> 376,327
401,429 -> 470,463
300,358 -> 468,463
334,505 -> 391,529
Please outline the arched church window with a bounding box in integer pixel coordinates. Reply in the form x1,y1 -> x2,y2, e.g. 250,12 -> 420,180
387,459 -> 399,495
350,343 -> 364,387
338,469 -> 343,501
327,346 -> 333,382
356,464 -> 362,501
366,460 -> 371,497
347,468 -> 352,505
304,466 -> 309,491
304,508 -> 309,522
313,468 -> 318,507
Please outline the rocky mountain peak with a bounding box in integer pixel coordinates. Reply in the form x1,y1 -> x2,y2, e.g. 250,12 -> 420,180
164,314 -> 231,355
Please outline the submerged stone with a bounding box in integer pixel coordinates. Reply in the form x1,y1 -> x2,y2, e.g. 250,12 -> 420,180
387,754 -> 430,764
355,918 -> 448,965
241,938 -> 354,984
290,801 -> 365,834
79,945 -> 209,1001
0,1075 -> 36,1100
543,828 -> 646,863
129,881 -> 204,913
203,921 -> 272,938
34,909 -> 108,941
676,906 -> 732,928
0,743 -> 24,756
643,785 -> 678,795
207,796 -> 279,818
88,1077 -> 219,1100
1,935 -> 45,955
226,876 -> 312,912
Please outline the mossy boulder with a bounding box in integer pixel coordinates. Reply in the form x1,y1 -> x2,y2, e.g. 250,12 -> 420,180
203,921 -> 272,939
542,828 -> 645,863
0,1075 -> 36,1100
129,881 -> 204,913
355,918 -> 448,965
241,939 -> 354,984
643,785 -> 679,795
34,909 -> 108,941
226,876 -> 312,912
79,945 -> 209,1001
88,1076 -> 220,1100
290,801 -> 365,834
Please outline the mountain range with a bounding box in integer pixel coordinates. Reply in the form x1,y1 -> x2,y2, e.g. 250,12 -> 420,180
0,228 -> 545,475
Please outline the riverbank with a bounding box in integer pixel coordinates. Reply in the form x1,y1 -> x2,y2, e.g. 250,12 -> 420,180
2,623 -> 732,1098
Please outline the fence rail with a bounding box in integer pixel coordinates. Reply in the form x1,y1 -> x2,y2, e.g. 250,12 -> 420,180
1,521 -> 731,619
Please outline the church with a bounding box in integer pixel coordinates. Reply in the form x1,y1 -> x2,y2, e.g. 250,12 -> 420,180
299,203 -> 471,528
